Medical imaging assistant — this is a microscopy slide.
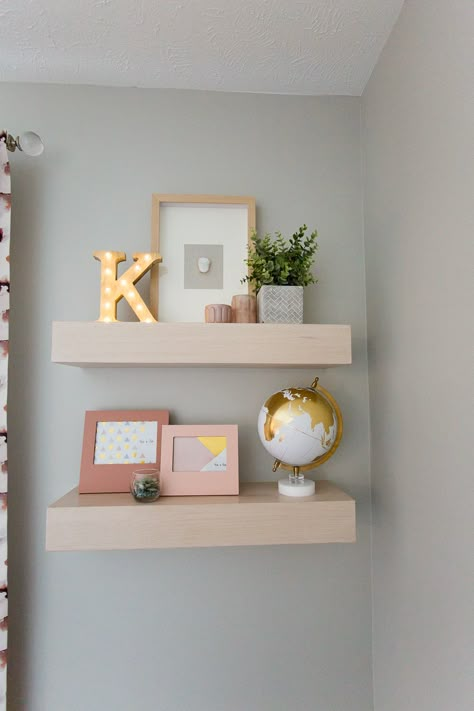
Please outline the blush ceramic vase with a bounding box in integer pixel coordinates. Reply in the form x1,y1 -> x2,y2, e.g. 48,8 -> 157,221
204,304 -> 233,323
231,294 -> 257,323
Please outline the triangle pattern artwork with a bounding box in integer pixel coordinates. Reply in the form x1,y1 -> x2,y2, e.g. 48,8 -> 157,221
94,420 -> 158,465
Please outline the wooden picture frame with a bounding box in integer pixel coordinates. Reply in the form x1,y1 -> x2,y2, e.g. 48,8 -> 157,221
160,424 -> 239,496
79,409 -> 169,493
150,194 -> 256,321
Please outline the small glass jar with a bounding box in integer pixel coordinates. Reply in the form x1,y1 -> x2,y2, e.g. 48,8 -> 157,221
130,468 -> 160,503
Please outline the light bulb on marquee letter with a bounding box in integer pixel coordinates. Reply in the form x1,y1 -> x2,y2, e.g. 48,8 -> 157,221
93,250 -> 162,322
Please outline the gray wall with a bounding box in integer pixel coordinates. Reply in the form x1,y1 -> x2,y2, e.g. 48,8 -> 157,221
363,1 -> 473,710
2,85 -> 372,710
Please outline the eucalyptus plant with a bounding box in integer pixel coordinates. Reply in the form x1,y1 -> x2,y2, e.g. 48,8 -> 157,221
242,225 -> 318,293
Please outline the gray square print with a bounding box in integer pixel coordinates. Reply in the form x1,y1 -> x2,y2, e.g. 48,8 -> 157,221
184,244 -> 223,289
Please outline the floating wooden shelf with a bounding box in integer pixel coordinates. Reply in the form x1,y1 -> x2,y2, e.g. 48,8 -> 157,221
46,481 -> 356,551
51,322 -> 351,368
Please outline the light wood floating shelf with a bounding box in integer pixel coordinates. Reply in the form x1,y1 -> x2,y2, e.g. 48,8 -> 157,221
46,481 -> 356,551
51,322 -> 351,367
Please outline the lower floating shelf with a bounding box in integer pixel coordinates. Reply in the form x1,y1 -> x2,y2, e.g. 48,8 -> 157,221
46,481 -> 356,551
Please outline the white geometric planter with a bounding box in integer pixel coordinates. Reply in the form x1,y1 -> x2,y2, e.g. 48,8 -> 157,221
257,285 -> 304,324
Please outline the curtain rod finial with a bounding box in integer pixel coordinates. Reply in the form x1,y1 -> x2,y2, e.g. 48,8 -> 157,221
2,131 -> 44,156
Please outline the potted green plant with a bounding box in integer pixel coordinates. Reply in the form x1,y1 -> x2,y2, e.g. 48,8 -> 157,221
242,225 -> 318,323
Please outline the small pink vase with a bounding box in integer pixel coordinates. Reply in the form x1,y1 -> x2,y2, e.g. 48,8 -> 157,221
204,304 -> 233,323
231,294 -> 257,323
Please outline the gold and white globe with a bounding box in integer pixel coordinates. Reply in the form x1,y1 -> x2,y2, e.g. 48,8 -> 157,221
257,378 -> 342,496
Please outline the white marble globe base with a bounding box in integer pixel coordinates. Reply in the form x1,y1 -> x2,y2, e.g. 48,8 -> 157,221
278,477 -> 315,497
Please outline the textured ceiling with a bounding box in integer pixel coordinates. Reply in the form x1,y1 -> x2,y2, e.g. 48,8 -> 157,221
0,0 -> 404,95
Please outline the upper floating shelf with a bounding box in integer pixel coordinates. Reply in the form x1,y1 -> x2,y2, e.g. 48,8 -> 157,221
51,322 -> 352,368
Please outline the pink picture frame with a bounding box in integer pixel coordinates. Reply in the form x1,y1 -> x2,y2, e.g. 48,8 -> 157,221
79,409 -> 169,493
160,425 -> 239,496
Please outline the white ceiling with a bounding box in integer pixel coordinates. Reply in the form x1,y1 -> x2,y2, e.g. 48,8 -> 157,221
0,0 -> 404,95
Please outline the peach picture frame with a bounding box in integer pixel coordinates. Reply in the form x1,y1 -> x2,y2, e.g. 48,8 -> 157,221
79,410 -> 169,493
160,425 -> 239,496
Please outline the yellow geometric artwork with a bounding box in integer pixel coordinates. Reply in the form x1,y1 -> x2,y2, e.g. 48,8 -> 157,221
197,437 -> 227,458
173,436 -> 228,472
94,421 -> 158,465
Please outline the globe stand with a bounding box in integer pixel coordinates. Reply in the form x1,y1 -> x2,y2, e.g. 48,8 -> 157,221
275,464 -> 316,498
